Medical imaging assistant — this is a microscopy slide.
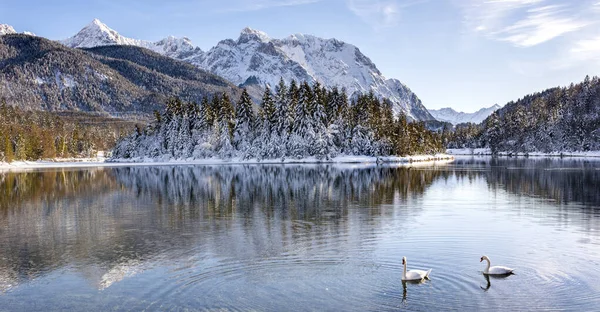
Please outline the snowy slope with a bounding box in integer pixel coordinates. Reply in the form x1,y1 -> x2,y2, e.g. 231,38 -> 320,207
0,24 -> 16,35
1,23 -> 36,36
429,104 -> 501,125
61,20 -> 434,120
61,19 -> 154,49
61,19 -> 200,60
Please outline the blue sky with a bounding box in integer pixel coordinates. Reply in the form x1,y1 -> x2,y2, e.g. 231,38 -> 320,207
2,0 -> 600,112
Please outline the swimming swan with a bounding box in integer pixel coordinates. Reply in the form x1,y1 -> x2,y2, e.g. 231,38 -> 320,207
402,256 -> 432,281
480,255 -> 514,275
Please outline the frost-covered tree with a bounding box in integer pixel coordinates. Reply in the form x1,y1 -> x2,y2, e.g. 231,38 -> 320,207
288,82 -> 316,158
111,81 -> 446,161
233,89 -> 255,157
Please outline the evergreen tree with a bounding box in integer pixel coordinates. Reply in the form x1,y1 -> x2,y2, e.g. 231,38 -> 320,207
233,89 -> 256,158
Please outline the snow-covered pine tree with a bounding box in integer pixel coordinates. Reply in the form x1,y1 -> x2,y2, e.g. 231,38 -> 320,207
274,78 -> 289,136
191,98 -> 215,158
311,82 -> 333,159
272,78 -> 290,159
286,81 -> 299,135
164,97 -> 184,158
288,82 -> 316,158
233,89 -> 256,158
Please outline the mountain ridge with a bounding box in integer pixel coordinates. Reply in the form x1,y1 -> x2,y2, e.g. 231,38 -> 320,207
60,19 -> 434,121
429,104 -> 501,125
0,34 -> 240,116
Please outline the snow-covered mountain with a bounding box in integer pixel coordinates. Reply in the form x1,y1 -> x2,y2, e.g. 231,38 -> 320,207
61,19 -> 151,48
61,19 -> 199,59
429,104 -> 501,125
1,23 -> 35,36
61,19 -> 434,121
0,24 -> 16,35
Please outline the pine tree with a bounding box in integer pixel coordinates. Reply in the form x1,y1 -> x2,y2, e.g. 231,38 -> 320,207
274,78 -> 289,137
3,134 -> 14,163
289,82 -> 316,158
233,89 -> 256,158
261,86 -> 277,135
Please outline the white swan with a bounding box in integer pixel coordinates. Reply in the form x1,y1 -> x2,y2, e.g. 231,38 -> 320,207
402,256 -> 432,281
480,255 -> 514,275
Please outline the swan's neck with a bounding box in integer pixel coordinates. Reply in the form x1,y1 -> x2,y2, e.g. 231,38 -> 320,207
483,258 -> 491,273
402,261 -> 407,279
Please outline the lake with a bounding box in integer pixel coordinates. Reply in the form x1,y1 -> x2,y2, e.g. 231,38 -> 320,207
1,157 -> 599,311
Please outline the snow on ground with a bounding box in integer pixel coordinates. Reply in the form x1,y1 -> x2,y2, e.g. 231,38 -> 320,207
447,148 -> 600,158
0,154 -> 454,171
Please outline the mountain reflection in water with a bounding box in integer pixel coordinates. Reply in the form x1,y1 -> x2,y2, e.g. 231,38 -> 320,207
0,158 -> 599,311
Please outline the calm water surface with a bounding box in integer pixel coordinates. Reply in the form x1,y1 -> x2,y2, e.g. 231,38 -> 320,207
1,157 -> 600,311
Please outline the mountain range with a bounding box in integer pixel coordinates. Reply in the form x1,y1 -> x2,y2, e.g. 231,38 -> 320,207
58,19 -> 434,120
428,104 -> 501,125
0,33 -> 239,116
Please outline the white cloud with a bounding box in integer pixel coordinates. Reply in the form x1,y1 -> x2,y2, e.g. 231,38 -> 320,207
494,5 -> 589,47
459,0 -> 594,47
457,0 -> 600,72
346,0 -> 425,31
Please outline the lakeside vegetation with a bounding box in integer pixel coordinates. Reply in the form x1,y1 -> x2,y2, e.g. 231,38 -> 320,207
446,75 -> 600,154
0,102 -> 138,162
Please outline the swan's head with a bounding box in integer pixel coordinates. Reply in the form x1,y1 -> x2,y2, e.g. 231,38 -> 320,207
480,255 -> 489,262
402,256 -> 406,265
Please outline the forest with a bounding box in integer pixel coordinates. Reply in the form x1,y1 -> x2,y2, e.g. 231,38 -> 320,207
446,75 -> 600,153
0,102 -> 137,162
111,79 -> 445,161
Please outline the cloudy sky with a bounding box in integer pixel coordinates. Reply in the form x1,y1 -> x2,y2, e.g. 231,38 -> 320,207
2,0 -> 600,112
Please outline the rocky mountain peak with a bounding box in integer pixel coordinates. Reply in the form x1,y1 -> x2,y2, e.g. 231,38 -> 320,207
0,24 -> 17,35
238,27 -> 271,43
57,20 -> 435,120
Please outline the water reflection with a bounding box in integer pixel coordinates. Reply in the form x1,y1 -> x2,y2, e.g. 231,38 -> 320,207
401,279 -> 427,304
453,157 -> 600,206
0,165 -> 445,293
0,159 -> 599,311
480,273 -> 513,292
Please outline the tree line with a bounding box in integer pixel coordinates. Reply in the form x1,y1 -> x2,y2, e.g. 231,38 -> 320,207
112,79 -> 444,160
0,101 -> 137,162
445,75 -> 600,154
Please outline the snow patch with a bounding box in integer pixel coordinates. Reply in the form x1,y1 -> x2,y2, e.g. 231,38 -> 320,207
446,148 -> 600,158
0,154 -> 454,171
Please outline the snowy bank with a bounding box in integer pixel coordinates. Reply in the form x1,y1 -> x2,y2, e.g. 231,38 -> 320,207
108,154 -> 454,165
447,148 -> 600,158
0,154 -> 454,171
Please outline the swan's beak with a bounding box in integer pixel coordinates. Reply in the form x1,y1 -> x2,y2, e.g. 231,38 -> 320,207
479,258 -> 483,262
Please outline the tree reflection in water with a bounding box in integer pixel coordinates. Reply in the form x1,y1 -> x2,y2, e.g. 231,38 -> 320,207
0,159 -> 598,294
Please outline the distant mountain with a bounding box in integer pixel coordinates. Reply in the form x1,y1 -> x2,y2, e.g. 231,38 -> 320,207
0,23 -> 35,36
61,19 -> 434,121
429,104 -> 501,125
61,19 -> 200,59
0,24 -> 16,35
0,34 -> 240,116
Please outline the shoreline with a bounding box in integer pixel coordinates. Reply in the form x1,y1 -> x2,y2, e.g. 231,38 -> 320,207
447,148 -> 600,158
0,154 -> 454,171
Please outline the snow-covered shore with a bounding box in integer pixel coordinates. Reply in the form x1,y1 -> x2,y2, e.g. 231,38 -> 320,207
447,148 -> 600,158
0,154 -> 454,171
